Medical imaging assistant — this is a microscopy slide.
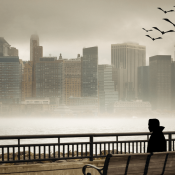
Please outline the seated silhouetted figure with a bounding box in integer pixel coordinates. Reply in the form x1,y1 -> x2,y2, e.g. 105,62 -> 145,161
147,118 -> 166,153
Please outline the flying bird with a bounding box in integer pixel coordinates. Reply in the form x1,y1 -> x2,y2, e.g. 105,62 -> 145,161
142,28 -> 153,32
146,35 -> 162,41
152,27 -> 175,35
163,18 -> 175,27
158,7 -> 174,13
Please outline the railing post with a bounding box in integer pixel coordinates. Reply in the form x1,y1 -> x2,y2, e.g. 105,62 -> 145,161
168,134 -> 172,151
90,136 -> 93,161
18,138 -> 20,160
58,137 -> 60,158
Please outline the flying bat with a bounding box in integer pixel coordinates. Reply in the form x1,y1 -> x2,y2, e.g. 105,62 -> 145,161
158,7 -> 174,13
152,27 -> 175,35
163,18 -> 175,27
142,28 -> 153,32
146,35 -> 162,41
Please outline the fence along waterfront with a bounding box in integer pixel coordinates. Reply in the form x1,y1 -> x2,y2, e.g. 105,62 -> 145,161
0,132 -> 175,163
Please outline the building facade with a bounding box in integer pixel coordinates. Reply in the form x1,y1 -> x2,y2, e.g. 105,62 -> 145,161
111,42 -> 146,100
149,55 -> 171,110
98,65 -> 118,112
81,46 -> 98,97
0,57 -> 22,104
22,61 -> 33,101
35,57 -> 65,104
9,47 -> 18,56
0,37 -> 10,56
30,34 -> 39,61
64,57 -> 81,105
138,66 -> 149,101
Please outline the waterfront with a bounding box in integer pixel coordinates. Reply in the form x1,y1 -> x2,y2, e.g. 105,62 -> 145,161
0,116 -> 175,145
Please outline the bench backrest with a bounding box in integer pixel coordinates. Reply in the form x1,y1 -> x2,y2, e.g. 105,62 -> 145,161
104,151 -> 175,175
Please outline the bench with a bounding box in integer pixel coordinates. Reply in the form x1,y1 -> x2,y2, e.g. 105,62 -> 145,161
82,151 -> 175,175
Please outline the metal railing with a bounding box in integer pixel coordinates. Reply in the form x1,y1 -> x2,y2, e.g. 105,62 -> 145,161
0,131 -> 175,163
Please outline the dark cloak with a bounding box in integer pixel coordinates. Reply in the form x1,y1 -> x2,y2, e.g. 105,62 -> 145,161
147,126 -> 166,153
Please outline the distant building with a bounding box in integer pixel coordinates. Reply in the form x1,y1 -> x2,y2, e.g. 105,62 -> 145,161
111,42 -> 146,100
149,55 -> 171,110
21,98 -> 50,104
0,37 -> 10,56
35,57 -> 65,104
138,66 -> 149,101
63,57 -> 81,105
9,47 -> 18,56
98,65 -> 118,112
114,100 -> 151,112
171,61 -> 175,110
22,61 -> 33,101
0,56 -> 22,104
81,46 -> 98,97
30,34 -> 39,61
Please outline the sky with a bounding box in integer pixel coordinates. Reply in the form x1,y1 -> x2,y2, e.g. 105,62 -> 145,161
1,0 -> 175,65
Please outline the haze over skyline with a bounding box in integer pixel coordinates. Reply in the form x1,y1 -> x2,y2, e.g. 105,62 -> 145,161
1,0 -> 175,64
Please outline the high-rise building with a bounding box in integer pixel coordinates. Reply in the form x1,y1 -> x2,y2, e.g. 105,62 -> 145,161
30,34 -> 43,97
111,42 -> 146,100
81,46 -> 98,97
98,65 -> 118,112
0,37 -> 10,56
149,55 -> 171,110
30,34 -> 39,61
0,56 -> 22,104
9,47 -> 18,56
138,66 -> 149,101
35,57 -> 65,104
63,57 -> 81,105
171,61 -> 175,110
22,61 -> 33,101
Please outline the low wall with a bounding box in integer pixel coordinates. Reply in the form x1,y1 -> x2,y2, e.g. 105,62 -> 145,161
0,160 -> 105,175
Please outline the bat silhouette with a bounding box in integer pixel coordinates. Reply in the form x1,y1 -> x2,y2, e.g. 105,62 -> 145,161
163,18 -> 175,27
152,27 -> 175,35
158,7 -> 174,13
142,28 -> 153,32
146,35 -> 162,41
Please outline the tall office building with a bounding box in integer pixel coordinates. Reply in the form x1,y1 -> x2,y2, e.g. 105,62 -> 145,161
30,34 -> 43,97
0,37 -> 10,56
30,34 -> 39,61
111,42 -> 146,100
63,56 -> 81,105
98,65 -> 118,112
81,46 -> 98,97
35,57 -> 65,104
22,61 -> 33,101
0,57 -> 22,104
149,55 -> 171,110
138,66 -> 149,101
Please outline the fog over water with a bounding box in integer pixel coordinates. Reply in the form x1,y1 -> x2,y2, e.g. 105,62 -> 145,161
0,116 -> 175,146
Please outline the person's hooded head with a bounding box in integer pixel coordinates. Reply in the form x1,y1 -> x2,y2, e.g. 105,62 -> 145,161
148,118 -> 165,132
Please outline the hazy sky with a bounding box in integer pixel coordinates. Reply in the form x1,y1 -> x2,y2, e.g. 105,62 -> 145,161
1,0 -> 175,64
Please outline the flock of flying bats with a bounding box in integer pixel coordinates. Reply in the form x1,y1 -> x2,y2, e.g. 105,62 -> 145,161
143,6 -> 175,41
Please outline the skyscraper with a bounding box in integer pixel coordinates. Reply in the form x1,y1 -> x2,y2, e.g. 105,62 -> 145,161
111,42 -> 146,100
30,34 -> 39,61
81,46 -> 98,97
138,66 -> 149,101
35,57 -> 65,104
149,55 -> 171,110
98,65 -> 118,112
9,47 -> 18,56
0,56 -> 22,104
63,57 -> 81,105
0,37 -> 10,56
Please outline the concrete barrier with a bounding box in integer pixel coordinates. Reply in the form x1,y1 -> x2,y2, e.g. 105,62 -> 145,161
0,160 -> 105,175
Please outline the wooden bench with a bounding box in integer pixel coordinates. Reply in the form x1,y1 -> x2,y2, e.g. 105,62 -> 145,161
82,151 -> 175,175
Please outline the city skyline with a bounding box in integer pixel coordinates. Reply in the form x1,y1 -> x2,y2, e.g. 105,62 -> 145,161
1,0 -> 175,64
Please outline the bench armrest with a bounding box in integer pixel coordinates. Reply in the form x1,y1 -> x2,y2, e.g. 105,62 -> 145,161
82,164 -> 103,175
